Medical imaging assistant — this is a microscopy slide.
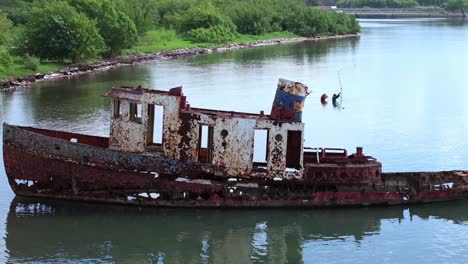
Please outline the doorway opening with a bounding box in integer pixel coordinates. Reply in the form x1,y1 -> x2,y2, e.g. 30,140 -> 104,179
286,130 -> 302,169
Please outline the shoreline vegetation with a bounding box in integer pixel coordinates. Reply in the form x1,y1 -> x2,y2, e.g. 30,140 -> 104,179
0,33 -> 357,91
340,7 -> 466,18
336,0 -> 468,17
0,0 -> 361,89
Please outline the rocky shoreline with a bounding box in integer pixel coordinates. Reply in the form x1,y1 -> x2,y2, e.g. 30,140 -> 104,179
0,34 -> 357,91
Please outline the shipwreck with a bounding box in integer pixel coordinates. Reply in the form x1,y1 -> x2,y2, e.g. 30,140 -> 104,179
3,79 -> 468,207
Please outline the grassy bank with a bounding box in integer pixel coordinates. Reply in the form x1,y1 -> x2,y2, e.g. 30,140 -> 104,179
0,55 -> 65,81
130,30 -> 298,54
1,30 -> 299,81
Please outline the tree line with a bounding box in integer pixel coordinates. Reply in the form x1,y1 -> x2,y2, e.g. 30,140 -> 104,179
337,0 -> 419,8
336,0 -> 467,9
0,0 -> 360,70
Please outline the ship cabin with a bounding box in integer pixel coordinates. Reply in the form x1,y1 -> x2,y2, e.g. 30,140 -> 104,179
103,79 -> 309,179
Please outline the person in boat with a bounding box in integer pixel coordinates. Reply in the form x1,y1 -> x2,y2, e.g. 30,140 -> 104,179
332,92 -> 341,108
332,92 -> 341,103
321,93 -> 328,105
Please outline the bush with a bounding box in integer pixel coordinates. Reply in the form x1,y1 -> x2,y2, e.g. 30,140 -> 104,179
287,8 -> 328,36
186,24 -> 237,43
23,54 -> 40,71
177,1 -> 238,42
218,0 -> 294,35
285,6 -> 361,36
223,3 -> 272,35
0,11 -> 13,44
0,49 -> 14,68
330,12 -> 361,34
178,1 -> 235,33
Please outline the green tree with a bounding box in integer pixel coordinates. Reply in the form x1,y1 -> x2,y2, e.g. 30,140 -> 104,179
1,6 -> 24,73
115,0 -> 160,34
24,1 -> 105,62
3,1 -> 33,25
157,0 -> 194,29
225,3 -> 275,35
0,10 -> 13,44
416,0 -> 447,6
286,7 -> 329,36
69,0 -> 138,56
337,0 -> 419,8
446,0 -> 467,15
216,0 -> 294,35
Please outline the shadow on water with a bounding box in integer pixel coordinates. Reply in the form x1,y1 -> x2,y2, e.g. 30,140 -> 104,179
5,197 -> 468,263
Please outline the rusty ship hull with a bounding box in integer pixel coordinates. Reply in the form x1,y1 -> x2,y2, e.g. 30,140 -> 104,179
4,79 -> 468,207
4,124 -> 468,208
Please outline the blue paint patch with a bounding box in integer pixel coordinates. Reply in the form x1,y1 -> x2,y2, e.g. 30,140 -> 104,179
294,112 -> 302,122
273,89 -> 305,111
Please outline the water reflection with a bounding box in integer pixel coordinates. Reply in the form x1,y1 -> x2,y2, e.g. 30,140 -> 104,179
183,38 -> 359,66
6,197 -> 468,263
5,197 -> 400,263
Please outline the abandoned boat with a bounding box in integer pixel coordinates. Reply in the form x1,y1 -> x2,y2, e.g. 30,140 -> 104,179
3,79 -> 468,207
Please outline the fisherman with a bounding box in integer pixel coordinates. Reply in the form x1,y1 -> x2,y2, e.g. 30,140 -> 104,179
332,92 -> 341,108
332,92 -> 341,104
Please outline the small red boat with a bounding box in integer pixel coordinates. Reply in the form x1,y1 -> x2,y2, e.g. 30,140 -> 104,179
3,79 -> 468,207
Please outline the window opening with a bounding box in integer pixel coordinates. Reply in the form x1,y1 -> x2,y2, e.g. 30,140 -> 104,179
113,100 -> 121,118
253,129 -> 269,164
198,125 -> 213,163
147,104 -> 164,145
130,102 -> 142,123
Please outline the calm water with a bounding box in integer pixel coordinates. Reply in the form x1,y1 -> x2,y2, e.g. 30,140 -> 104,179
1,19 -> 468,263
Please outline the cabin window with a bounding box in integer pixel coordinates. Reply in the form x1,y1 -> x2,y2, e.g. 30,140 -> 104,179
286,130 -> 302,169
130,102 -> 142,123
253,129 -> 269,165
147,104 -> 164,145
198,125 -> 213,163
113,100 -> 121,118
